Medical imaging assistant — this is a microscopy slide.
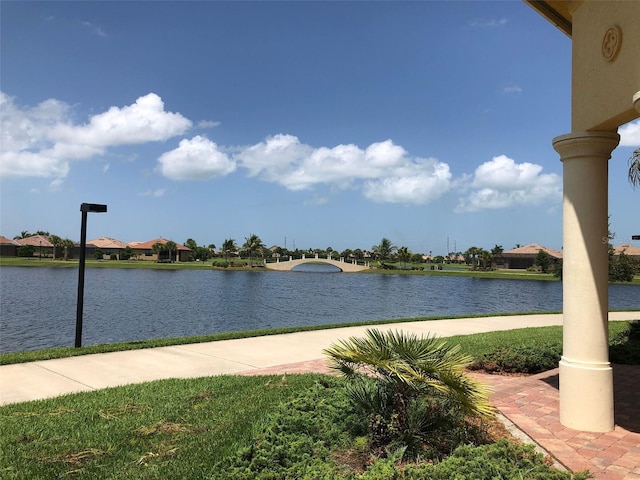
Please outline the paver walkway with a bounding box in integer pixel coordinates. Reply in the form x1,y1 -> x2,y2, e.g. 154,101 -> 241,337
1,312 -> 639,478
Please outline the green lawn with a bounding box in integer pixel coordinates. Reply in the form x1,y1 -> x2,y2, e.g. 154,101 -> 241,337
0,374 -> 325,479
4,321 -> 620,479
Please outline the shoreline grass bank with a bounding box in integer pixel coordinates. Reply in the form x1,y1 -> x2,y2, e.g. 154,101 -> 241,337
4,256 -> 640,283
3,311 -> 639,366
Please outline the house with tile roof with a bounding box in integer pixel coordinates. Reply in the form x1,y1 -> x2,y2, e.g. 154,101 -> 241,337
88,237 -> 129,260
13,234 -> 55,258
0,235 -> 19,257
127,238 -> 191,262
613,244 -> 640,262
499,243 -> 563,270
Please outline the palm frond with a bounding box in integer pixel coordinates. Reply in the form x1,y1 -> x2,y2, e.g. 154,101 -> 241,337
324,328 -> 493,418
629,147 -> 640,188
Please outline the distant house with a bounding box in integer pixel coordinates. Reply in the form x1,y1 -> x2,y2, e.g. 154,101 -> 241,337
88,237 -> 129,260
14,234 -> 55,258
128,238 -> 191,262
500,244 -> 563,270
0,236 -> 19,257
613,244 -> 640,262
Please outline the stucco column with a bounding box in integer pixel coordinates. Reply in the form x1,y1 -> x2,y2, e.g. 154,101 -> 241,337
553,130 -> 619,432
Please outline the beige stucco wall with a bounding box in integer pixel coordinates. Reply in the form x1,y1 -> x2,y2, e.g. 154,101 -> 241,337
571,1 -> 640,131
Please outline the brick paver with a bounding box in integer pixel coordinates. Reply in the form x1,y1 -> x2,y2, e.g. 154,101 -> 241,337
473,364 -> 640,480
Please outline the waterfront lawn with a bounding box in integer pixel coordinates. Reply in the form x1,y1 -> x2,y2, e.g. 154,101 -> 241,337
3,323 -> 634,478
0,374 -> 582,480
0,374 -> 325,479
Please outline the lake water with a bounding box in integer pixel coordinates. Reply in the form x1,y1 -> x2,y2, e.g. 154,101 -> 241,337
1,265 -> 639,353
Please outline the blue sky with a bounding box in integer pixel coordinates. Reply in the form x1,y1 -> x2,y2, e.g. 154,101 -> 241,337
1,1 -> 638,255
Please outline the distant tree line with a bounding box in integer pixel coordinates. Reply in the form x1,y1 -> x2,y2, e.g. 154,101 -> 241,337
9,230 -> 638,281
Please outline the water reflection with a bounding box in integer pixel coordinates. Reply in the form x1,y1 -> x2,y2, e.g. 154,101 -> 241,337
1,266 -> 638,353
291,263 -> 342,273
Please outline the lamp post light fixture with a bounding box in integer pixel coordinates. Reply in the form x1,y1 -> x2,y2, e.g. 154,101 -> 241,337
75,203 -> 107,348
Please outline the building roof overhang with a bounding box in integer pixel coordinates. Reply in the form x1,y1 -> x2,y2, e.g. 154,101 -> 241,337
524,0 -> 575,37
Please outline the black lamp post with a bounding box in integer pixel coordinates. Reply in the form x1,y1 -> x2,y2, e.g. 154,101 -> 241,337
75,203 -> 107,348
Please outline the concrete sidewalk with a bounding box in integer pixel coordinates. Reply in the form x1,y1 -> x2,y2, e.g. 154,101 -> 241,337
1,312 -> 638,406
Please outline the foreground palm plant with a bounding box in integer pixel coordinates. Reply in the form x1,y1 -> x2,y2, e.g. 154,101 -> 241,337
324,329 -> 493,455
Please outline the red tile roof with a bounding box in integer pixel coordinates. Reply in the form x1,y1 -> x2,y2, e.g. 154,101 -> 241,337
503,243 -> 563,259
88,237 -> 128,249
614,244 -> 640,256
0,236 -> 19,245
13,235 -> 54,248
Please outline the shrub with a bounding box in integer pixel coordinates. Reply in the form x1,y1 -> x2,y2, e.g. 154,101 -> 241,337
214,380 -> 576,480
17,245 -> 35,257
610,320 -> 640,365
403,440 -> 581,479
212,379 -> 355,479
324,329 -> 493,459
469,342 -> 562,374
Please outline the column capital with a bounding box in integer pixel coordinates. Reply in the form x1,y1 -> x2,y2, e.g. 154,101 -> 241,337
553,131 -> 620,162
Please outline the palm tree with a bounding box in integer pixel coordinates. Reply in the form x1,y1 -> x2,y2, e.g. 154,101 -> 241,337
479,249 -> 492,270
243,234 -> 264,267
490,245 -> 504,269
165,240 -> 177,262
372,237 -> 396,263
13,230 -> 31,240
221,238 -> 238,262
464,246 -> 481,268
61,238 -> 74,260
629,147 -> 640,188
50,235 -> 63,259
324,329 -> 493,451
397,246 -> 411,269
152,242 -> 166,262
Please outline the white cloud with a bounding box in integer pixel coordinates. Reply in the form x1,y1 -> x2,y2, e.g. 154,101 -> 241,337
50,93 -> 191,147
455,155 -> 561,212
157,135 -> 236,181
363,162 -> 452,204
0,92 -> 192,179
139,188 -> 166,198
49,178 -> 64,192
234,136 -> 452,204
197,120 -> 221,128
502,84 -> 522,95
469,18 -> 508,28
235,134 -> 314,184
619,120 -> 640,147
81,21 -> 106,37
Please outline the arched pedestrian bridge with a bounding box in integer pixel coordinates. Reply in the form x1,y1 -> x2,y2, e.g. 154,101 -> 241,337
265,255 -> 370,272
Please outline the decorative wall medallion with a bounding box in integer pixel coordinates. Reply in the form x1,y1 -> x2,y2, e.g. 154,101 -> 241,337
602,25 -> 622,61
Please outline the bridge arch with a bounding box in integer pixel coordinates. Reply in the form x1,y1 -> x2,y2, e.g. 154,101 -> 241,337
264,255 -> 370,273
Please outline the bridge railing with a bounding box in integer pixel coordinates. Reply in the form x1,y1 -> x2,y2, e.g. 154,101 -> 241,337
264,254 -> 370,267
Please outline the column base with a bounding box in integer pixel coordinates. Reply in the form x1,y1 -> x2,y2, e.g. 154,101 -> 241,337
559,358 -> 614,432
